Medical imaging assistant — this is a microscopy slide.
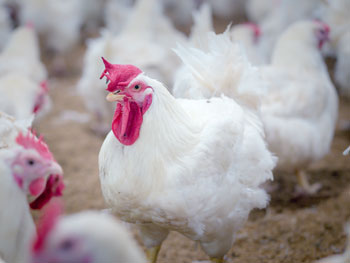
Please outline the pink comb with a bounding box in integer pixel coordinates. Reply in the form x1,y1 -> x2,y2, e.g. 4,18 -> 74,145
16,131 -> 54,162
40,80 -> 48,93
32,198 -> 63,253
243,22 -> 261,38
314,19 -> 331,33
25,21 -> 34,29
100,57 -> 142,92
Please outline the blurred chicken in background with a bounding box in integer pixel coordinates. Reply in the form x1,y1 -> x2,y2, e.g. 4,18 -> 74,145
229,22 -> 266,65
31,201 -> 146,263
19,0 -> 83,73
0,25 -> 51,121
0,131 -> 63,263
248,0 -> 322,62
104,0 -> 134,35
319,0 -> 350,99
0,0 -> 12,50
0,24 -> 46,83
245,0 -> 278,24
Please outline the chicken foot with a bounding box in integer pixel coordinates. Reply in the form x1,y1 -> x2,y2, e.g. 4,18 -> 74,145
146,245 -> 161,263
295,169 -> 322,195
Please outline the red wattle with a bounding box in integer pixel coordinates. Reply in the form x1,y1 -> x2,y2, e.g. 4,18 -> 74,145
112,99 -> 143,145
30,174 -> 64,210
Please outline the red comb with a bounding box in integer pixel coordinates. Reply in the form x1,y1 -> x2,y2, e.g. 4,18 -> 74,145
16,131 -> 54,161
32,198 -> 63,253
100,57 -> 142,92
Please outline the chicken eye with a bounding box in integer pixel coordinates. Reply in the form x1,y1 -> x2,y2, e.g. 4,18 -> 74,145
60,239 -> 75,251
134,85 -> 140,90
113,90 -> 120,95
27,159 -> 35,166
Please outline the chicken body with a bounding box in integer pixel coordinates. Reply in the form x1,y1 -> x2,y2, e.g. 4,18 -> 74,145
104,0 -> 134,35
0,73 -> 50,120
0,25 -> 50,120
257,0 -> 321,61
19,0 -> 82,54
258,21 -> 338,172
0,25 -> 47,84
0,155 -> 35,263
99,59 -> 275,261
319,0 -> 350,98
0,3 -> 12,50
174,21 -> 338,193
32,210 -> 146,263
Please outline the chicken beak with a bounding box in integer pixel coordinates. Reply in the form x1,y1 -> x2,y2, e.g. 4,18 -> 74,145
47,161 -> 63,176
106,93 -> 125,102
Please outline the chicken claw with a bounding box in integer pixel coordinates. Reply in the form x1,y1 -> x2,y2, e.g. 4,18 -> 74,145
295,170 -> 322,195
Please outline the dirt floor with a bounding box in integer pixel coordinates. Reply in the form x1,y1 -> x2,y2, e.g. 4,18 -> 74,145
33,25 -> 350,263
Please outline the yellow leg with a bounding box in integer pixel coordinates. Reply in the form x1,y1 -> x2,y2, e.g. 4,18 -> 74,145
146,245 -> 161,263
296,170 -> 321,194
210,257 -> 224,263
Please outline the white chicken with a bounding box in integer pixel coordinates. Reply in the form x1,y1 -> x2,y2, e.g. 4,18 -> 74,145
258,20 -> 338,193
229,23 -> 267,65
0,24 -> 47,84
316,223 -> 350,263
98,53 -> 275,262
245,0 -> 279,23
257,0 -> 322,61
0,131 -> 63,263
104,0 -> 134,35
161,0 -> 197,28
0,113 -> 65,209
0,25 -> 50,120
19,0 -> 83,69
31,202 -> 146,263
0,73 -> 51,120
79,0 -> 106,35
319,0 -> 350,98
174,20 -> 338,194
0,1 -> 12,50
78,0 -> 184,133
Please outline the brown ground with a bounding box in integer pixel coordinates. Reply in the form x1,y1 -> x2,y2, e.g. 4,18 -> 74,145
32,22 -> 350,263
